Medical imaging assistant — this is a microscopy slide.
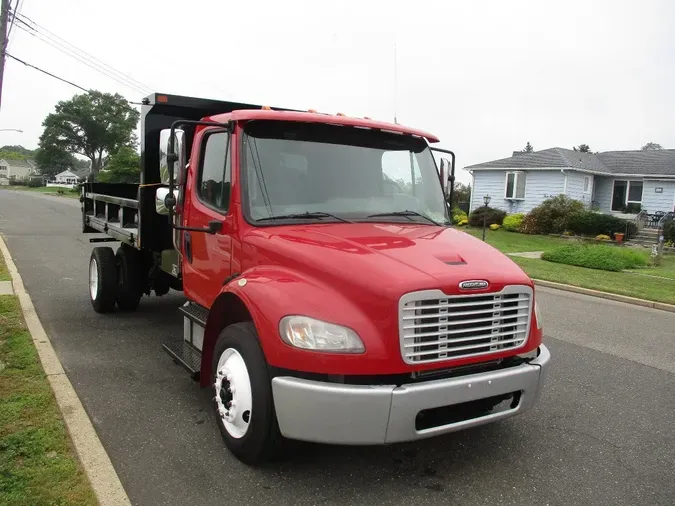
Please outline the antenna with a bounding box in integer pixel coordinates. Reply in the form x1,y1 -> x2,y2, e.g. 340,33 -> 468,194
393,43 -> 398,124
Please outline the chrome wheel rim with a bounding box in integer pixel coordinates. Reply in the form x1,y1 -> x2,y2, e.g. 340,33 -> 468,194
89,257 -> 98,301
214,348 -> 252,439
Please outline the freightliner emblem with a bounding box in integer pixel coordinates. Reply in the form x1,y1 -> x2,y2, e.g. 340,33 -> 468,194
459,280 -> 489,290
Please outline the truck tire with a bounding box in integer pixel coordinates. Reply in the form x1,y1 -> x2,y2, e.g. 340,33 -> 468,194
89,247 -> 117,313
211,322 -> 284,465
116,245 -> 142,311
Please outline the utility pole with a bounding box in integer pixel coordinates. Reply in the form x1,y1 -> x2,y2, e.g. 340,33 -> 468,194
0,0 -> 10,111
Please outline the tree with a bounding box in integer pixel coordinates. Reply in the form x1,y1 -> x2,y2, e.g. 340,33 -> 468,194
452,182 -> 472,203
97,147 -> 140,184
523,142 -> 534,153
641,142 -> 663,151
0,145 -> 35,157
34,145 -> 77,178
573,144 -> 591,153
38,90 -> 140,179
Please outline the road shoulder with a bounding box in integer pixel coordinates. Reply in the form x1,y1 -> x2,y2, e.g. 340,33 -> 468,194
0,235 -> 131,506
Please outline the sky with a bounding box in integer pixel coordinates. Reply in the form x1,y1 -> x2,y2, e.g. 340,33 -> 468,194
1,0 -> 674,184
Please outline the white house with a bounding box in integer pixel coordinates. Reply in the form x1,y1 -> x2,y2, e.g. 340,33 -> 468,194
466,148 -> 675,217
54,169 -> 81,185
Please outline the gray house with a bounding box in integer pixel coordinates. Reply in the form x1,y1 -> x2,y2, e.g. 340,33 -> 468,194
465,148 -> 675,217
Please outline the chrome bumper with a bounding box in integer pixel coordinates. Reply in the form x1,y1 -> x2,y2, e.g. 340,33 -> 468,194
271,345 -> 550,444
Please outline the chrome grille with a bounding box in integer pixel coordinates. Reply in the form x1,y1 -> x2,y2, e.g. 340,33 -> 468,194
399,286 -> 532,365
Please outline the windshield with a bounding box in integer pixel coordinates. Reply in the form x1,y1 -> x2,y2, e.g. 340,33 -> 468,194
241,120 -> 449,225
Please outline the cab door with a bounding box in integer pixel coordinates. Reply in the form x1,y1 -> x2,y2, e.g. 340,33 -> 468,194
181,129 -> 234,307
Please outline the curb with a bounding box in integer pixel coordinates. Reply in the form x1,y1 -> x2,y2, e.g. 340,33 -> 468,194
0,235 -> 131,506
532,278 -> 675,313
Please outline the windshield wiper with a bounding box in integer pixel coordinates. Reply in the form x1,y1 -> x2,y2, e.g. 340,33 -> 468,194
256,212 -> 353,223
366,210 -> 443,226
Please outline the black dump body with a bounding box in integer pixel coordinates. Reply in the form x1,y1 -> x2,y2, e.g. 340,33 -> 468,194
81,93 -> 272,252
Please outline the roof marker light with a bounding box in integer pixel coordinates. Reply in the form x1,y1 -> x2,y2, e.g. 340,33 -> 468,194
364,116 -> 372,119
261,105 -> 272,110
308,109 -> 318,113
157,95 -> 168,103
336,112 -> 346,116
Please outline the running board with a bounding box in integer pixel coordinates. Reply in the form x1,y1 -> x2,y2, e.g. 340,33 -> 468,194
162,338 -> 202,381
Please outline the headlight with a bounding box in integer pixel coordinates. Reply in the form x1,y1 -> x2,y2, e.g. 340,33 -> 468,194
534,300 -> 543,330
279,316 -> 365,353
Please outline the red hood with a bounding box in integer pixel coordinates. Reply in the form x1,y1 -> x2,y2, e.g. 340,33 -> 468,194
242,223 -> 532,298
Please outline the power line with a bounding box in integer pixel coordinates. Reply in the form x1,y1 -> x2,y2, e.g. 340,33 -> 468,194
12,21 -> 149,95
16,11 -> 152,93
6,52 -> 88,91
6,52 -> 144,110
11,12 -> 151,95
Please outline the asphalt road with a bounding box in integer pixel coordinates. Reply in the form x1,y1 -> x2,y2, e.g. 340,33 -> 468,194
1,190 -> 674,506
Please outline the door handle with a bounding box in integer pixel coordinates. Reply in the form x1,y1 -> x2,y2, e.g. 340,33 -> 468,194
184,232 -> 193,263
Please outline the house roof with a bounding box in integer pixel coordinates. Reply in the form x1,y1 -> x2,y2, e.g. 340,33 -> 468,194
466,148 -> 675,176
0,158 -> 35,169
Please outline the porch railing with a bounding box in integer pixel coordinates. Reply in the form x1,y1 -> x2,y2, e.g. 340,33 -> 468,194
633,210 -> 648,232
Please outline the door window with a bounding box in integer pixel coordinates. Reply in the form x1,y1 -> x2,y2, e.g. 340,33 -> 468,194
198,132 -> 231,211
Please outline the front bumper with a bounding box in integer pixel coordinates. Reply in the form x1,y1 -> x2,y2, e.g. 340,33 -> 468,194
271,344 -> 550,444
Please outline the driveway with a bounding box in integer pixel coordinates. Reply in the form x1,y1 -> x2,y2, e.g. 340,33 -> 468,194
1,190 -> 673,506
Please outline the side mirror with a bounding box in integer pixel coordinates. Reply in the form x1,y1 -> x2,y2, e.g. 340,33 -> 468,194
155,187 -> 179,215
159,128 -> 186,187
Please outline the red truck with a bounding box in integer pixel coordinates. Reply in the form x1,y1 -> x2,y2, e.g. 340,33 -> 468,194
81,93 -> 550,465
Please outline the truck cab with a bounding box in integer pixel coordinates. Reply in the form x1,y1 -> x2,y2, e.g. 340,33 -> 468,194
82,93 -> 549,465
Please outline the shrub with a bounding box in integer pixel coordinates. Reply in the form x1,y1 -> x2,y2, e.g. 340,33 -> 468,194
518,213 -> 539,234
566,211 -> 637,240
490,223 -> 501,230
468,206 -> 506,227
541,244 -> 649,272
664,220 -> 675,243
25,178 -> 45,187
451,207 -> 468,225
595,234 -> 611,241
562,230 -> 574,236
457,218 -> 468,226
502,213 -> 525,232
525,195 -> 585,234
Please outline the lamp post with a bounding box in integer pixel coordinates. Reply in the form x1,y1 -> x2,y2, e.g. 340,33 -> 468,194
482,194 -> 492,241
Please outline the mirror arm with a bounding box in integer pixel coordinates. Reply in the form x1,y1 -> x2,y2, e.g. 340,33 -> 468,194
431,147 -> 456,210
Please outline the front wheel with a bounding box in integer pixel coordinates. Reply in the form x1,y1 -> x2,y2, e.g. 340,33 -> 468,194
212,322 -> 284,465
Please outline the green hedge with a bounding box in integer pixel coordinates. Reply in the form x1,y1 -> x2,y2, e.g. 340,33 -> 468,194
566,211 -> 638,240
541,244 -> 649,272
524,195 -> 585,234
664,220 -> 675,243
468,206 -> 506,227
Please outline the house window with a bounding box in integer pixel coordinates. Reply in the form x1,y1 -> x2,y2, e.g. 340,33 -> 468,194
611,180 -> 643,213
627,181 -> 643,203
505,171 -> 526,200
583,176 -> 591,193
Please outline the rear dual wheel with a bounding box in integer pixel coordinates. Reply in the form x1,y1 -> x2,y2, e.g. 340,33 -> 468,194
88,245 -> 142,313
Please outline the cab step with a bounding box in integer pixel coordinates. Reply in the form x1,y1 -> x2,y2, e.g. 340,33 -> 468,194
162,302 -> 209,380
162,338 -> 202,380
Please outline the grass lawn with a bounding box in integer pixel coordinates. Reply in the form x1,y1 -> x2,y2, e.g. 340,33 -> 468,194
625,254 -> 675,281
0,255 -> 96,504
0,186 -> 80,199
513,256 -> 675,305
461,227 -> 573,252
